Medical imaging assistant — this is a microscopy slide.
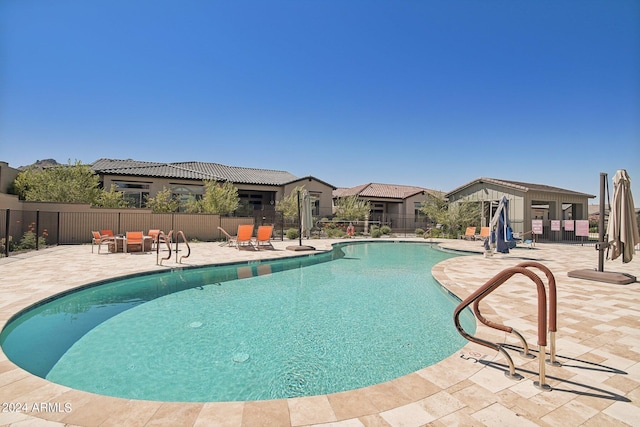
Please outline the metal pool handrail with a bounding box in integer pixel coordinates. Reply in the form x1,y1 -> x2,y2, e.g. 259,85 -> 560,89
156,230 -> 172,266
453,265 -> 553,390
472,261 -> 560,366
175,231 -> 191,263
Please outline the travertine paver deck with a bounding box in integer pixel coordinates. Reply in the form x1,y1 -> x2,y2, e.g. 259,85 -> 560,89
0,238 -> 638,426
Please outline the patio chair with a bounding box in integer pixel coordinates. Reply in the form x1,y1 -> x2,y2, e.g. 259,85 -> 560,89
460,227 -> 477,240
125,231 -> 145,253
217,226 -> 237,247
478,227 -> 490,241
148,229 -> 161,249
253,225 -> 274,250
159,229 -> 173,245
236,224 -> 254,250
91,231 -> 115,253
518,231 -> 535,249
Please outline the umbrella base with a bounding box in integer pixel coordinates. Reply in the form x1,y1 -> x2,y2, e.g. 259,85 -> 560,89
286,245 -> 316,251
567,269 -> 636,285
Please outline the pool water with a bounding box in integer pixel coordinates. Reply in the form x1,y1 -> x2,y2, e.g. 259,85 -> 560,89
1,242 -> 475,402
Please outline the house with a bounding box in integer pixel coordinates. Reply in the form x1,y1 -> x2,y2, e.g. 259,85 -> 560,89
446,177 -> 595,239
333,182 -> 441,231
0,161 -> 20,195
92,158 -> 336,218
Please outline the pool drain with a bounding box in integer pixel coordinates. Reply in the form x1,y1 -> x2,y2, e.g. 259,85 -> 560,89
189,321 -> 203,328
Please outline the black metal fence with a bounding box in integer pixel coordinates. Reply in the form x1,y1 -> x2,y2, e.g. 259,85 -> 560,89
0,207 -> 604,257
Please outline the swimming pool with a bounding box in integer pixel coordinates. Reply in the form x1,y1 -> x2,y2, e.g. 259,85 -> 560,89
0,242 -> 475,402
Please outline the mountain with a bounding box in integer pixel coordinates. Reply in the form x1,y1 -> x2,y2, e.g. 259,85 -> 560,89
18,159 -> 61,171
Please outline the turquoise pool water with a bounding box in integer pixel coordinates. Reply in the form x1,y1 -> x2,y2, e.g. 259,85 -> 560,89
1,242 -> 475,402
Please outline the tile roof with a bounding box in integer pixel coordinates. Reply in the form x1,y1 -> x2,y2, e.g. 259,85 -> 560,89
91,158 -> 299,186
334,183 -> 438,200
446,177 -> 596,198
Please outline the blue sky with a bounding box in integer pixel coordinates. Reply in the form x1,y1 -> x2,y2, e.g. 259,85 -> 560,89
1,1 -> 638,203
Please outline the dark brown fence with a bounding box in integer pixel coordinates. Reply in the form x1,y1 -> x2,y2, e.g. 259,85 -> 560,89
0,208 -> 257,256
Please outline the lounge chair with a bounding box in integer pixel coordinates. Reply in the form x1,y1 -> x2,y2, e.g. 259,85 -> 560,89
125,231 -> 144,253
148,229 -> 161,249
159,229 -> 173,245
518,231 -> 535,249
91,231 -> 115,253
460,227 -> 477,240
253,225 -> 274,250
236,224 -> 254,250
478,227 -> 490,241
217,226 -> 237,247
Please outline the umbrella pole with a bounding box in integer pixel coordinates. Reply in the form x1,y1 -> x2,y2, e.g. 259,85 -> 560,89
598,172 -> 606,272
297,190 -> 302,246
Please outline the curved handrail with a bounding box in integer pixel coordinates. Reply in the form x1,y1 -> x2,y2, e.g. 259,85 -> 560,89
453,266 -> 549,388
174,231 -> 191,264
156,231 -> 172,266
472,261 -> 559,366
471,302 -> 535,359
515,262 -> 557,333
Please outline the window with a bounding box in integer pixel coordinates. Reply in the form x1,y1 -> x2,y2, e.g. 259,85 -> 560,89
172,185 -> 204,207
238,193 -> 265,209
414,202 -> 425,220
113,181 -> 150,208
310,192 -> 321,216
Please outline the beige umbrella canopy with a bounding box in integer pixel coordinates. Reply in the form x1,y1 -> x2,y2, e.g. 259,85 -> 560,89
606,169 -> 640,263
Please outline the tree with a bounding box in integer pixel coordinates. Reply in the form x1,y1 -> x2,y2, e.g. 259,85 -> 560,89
13,160 -> 101,203
334,195 -> 371,221
146,187 -> 180,213
275,186 -> 305,221
94,185 -> 132,208
200,180 -> 239,215
419,194 -> 480,238
183,195 -> 203,213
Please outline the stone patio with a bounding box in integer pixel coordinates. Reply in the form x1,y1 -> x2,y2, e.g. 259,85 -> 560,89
0,237 -> 638,426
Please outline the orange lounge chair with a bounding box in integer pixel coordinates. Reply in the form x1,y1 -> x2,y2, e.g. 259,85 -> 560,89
236,224 -> 254,250
479,227 -> 490,241
460,226 -> 477,240
125,231 -> 145,253
91,231 -> 115,253
217,226 -> 237,247
253,225 -> 274,250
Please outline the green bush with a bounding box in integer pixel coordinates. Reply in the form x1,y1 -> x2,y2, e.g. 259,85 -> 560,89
428,228 -> 443,238
380,225 -> 392,235
325,228 -> 346,238
371,228 -> 383,238
0,236 -> 15,256
17,231 -> 47,250
286,228 -> 299,240
415,228 -> 425,236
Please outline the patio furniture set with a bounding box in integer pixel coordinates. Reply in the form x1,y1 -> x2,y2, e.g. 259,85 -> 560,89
91,230 -> 158,254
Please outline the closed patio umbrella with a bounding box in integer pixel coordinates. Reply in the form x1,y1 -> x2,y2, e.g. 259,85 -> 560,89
301,190 -> 313,239
606,169 -> 640,263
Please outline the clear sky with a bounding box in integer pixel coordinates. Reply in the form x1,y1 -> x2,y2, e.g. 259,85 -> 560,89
1,1 -> 638,204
